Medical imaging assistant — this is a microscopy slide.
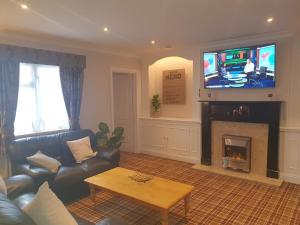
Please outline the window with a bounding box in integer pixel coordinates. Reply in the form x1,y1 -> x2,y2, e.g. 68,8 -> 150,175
14,63 -> 70,136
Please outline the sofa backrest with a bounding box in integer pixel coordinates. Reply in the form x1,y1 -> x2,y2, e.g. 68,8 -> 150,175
8,129 -> 97,166
8,133 -> 61,164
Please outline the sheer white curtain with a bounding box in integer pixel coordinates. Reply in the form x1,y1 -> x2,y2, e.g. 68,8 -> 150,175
14,63 -> 69,136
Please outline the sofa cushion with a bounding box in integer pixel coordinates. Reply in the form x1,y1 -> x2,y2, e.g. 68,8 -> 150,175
52,165 -> 85,189
80,157 -> 114,178
13,194 -> 107,225
5,175 -> 35,199
16,164 -> 55,188
66,137 -> 97,163
0,193 -> 37,225
27,151 -> 61,173
23,183 -> 78,225
59,130 -> 97,165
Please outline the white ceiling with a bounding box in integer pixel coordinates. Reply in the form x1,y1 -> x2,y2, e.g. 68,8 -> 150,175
0,0 -> 299,54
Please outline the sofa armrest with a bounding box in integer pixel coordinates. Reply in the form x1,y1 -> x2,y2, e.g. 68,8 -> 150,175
15,164 -> 56,188
5,175 -> 35,200
96,148 -> 120,166
0,193 -> 37,225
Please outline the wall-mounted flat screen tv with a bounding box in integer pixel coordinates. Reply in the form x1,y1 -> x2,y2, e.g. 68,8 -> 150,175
203,43 -> 276,89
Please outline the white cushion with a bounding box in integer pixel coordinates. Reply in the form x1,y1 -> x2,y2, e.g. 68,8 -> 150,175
66,136 -> 97,163
0,176 -> 7,195
27,151 -> 61,173
23,182 -> 78,225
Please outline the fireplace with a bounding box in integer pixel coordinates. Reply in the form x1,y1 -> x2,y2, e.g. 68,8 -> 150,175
200,101 -> 282,178
223,135 -> 251,172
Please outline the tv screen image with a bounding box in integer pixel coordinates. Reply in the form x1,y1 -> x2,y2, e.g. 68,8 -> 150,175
203,44 -> 276,89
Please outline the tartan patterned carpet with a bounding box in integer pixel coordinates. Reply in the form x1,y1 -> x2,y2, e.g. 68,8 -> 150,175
67,152 -> 300,225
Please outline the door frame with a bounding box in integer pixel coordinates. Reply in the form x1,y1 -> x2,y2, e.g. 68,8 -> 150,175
110,68 -> 141,153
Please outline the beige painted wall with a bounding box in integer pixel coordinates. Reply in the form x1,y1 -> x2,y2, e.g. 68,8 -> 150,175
80,52 -> 141,132
148,57 -> 193,118
287,30 -> 300,127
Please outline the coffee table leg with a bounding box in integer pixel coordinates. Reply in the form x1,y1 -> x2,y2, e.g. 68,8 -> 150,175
89,184 -> 96,207
184,194 -> 191,217
161,210 -> 169,225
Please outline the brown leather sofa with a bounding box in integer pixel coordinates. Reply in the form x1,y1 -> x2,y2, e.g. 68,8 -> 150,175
0,175 -> 125,225
8,129 -> 120,202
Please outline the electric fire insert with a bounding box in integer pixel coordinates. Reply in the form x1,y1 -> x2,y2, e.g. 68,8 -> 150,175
222,135 -> 251,173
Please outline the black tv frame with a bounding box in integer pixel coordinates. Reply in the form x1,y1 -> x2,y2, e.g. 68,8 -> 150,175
202,43 -> 277,89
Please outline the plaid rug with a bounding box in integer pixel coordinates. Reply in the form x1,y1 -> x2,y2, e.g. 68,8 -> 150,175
67,152 -> 300,225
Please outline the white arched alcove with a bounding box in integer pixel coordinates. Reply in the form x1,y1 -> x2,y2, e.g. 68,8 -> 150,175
148,56 -> 194,118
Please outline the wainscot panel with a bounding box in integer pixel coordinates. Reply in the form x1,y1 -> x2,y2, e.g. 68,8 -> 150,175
139,118 -> 201,164
280,127 -> 300,184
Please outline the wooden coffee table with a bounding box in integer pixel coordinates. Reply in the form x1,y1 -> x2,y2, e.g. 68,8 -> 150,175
85,167 -> 194,225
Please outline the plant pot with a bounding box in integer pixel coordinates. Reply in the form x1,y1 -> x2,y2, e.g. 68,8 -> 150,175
151,110 -> 161,118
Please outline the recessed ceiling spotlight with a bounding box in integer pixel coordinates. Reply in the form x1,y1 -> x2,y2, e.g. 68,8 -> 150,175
267,17 -> 273,23
151,40 -> 156,44
20,4 -> 28,9
103,27 -> 109,32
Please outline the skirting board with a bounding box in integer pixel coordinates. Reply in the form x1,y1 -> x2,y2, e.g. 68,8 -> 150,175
141,150 -> 200,164
280,172 -> 300,185
192,164 -> 283,187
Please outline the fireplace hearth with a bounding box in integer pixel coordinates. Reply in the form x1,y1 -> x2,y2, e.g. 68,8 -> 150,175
223,135 -> 251,173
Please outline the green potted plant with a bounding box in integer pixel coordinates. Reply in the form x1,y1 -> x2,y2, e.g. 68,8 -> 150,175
151,94 -> 161,117
95,122 -> 124,151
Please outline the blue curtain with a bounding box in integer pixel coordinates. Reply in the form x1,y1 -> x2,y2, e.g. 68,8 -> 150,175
0,62 -> 20,177
60,66 -> 84,130
0,44 -> 86,132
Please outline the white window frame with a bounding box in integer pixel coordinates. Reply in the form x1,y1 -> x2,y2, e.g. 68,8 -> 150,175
14,63 -> 70,137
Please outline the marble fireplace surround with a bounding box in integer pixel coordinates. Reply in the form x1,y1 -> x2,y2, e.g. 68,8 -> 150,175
212,121 -> 268,177
200,101 -> 282,179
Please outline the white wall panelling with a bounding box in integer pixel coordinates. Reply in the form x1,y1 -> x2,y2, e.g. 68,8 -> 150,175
139,118 -> 201,164
280,128 -> 300,184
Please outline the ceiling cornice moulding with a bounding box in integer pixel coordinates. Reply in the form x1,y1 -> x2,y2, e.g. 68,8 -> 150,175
197,30 -> 295,51
0,32 -> 140,59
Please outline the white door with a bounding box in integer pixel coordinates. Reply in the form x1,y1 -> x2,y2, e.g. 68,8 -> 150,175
113,73 -> 135,152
